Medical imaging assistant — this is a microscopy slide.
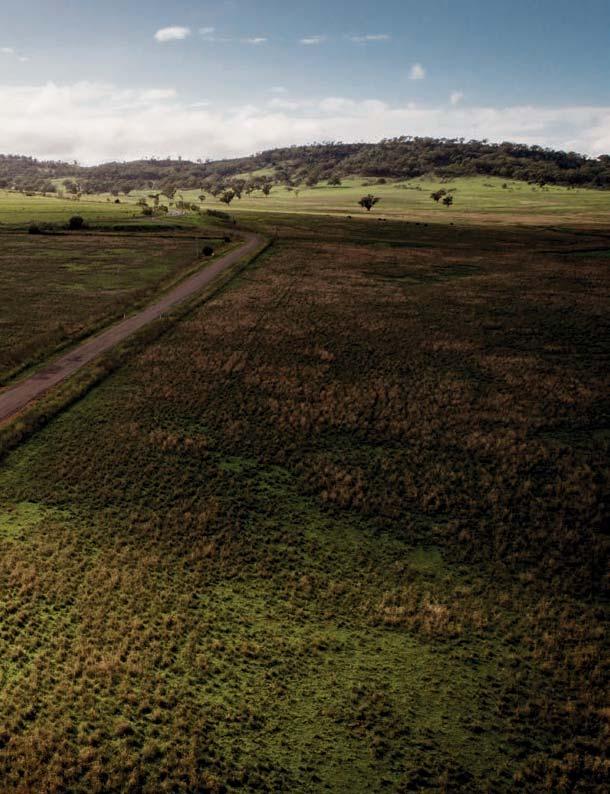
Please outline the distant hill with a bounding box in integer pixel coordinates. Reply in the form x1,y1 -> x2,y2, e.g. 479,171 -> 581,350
2,137 -> 610,195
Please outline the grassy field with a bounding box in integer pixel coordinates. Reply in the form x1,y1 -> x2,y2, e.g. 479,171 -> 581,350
172,175 -> 610,226
0,209 -> 607,791
0,190 -> 142,226
0,193 -> 232,384
4,176 -> 610,228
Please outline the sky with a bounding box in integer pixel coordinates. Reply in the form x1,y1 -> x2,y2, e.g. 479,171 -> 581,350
1,0 -> 609,163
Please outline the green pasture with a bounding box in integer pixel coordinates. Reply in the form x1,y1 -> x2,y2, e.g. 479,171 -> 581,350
0,189 -> 140,225
3,176 -> 609,229
125,175 -> 610,226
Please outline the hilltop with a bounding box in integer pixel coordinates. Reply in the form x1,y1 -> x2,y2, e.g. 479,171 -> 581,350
2,137 -> 610,196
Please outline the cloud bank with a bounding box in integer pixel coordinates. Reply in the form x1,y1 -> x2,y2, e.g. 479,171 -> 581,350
0,81 -> 608,164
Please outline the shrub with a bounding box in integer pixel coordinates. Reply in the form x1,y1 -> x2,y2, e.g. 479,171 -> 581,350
68,215 -> 84,230
28,224 -> 41,235
203,246 -> 214,256
141,206 -> 153,216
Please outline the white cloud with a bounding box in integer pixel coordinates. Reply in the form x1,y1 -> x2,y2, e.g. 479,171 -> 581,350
140,88 -> 177,102
199,28 -> 234,43
199,27 -> 219,41
268,97 -> 311,111
154,26 -> 191,43
300,36 -> 326,45
0,81 -> 608,164
244,37 -> 268,45
450,91 -> 464,106
409,63 -> 426,80
1,46 -> 28,62
349,34 -> 390,43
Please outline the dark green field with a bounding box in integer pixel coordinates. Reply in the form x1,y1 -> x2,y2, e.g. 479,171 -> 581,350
0,208 -> 607,791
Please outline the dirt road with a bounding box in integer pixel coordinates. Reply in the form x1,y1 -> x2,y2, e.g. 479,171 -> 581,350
0,231 -> 264,424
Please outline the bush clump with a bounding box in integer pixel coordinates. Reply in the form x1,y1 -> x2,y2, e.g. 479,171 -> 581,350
68,215 -> 85,230
203,246 -> 214,257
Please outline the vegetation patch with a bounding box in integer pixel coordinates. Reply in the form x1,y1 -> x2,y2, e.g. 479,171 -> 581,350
0,209 -> 607,791
0,221 -> 230,383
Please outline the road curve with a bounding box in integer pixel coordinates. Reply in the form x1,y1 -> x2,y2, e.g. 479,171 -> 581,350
0,230 -> 265,424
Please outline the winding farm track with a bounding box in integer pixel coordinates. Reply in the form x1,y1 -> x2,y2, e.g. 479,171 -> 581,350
0,230 -> 265,424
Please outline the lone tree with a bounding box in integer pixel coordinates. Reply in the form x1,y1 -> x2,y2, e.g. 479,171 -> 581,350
220,190 -> 235,206
442,194 -> 454,207
431,189 -> 447,202
261,183 -> 272,196
328,175 -> 342,186
359,194 -> 380,212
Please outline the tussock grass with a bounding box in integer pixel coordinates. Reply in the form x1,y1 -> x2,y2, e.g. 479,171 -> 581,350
0,213 -> 607,790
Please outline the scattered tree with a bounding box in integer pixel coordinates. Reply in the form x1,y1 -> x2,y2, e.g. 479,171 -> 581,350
359,194 -> 381,212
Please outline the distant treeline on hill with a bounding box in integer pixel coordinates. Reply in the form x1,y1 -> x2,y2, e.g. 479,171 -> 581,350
2,137 -> 610,194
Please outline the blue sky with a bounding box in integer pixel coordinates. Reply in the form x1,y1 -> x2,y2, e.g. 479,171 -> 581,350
1,0 -> 609,162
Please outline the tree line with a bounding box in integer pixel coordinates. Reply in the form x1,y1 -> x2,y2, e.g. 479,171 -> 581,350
1,137 -> 609,195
